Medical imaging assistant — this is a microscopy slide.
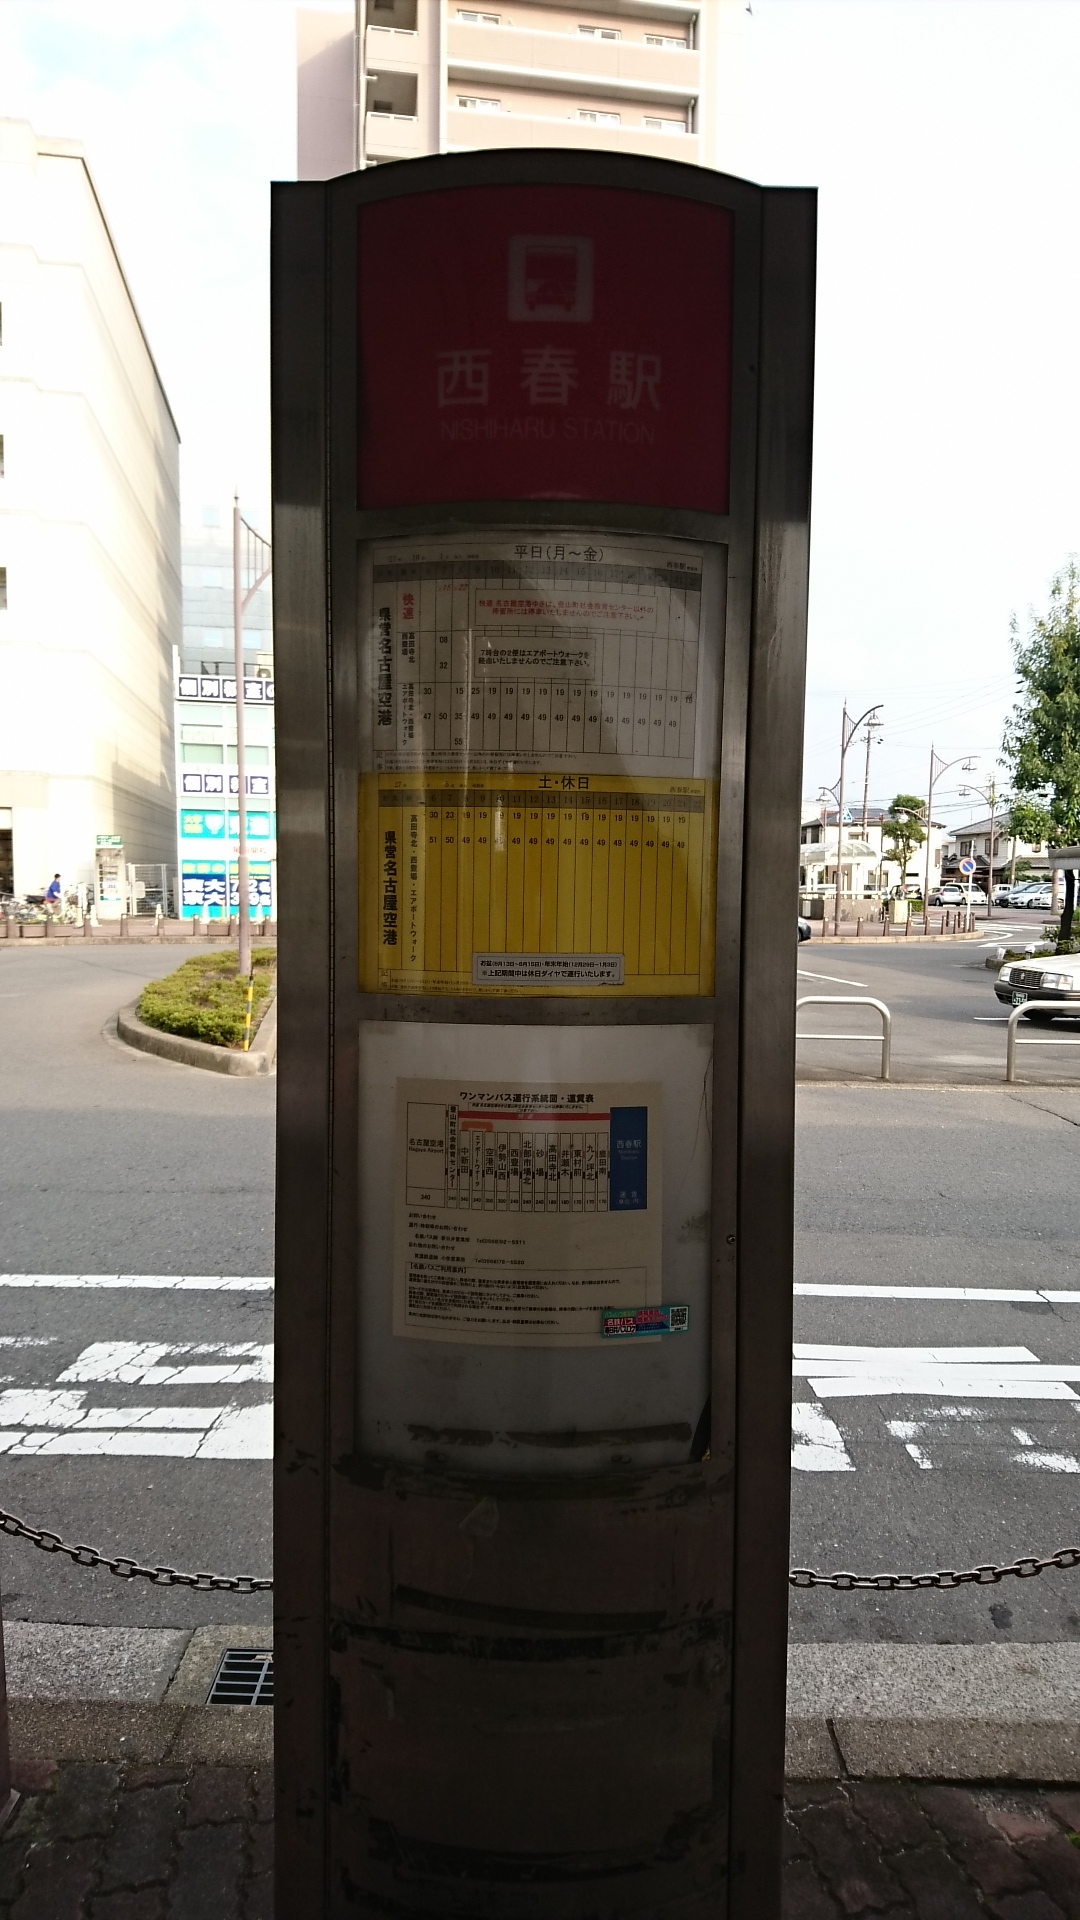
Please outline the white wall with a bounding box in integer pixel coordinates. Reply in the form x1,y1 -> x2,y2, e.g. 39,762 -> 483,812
298,10 -> 357,179
0,120 -> 180,894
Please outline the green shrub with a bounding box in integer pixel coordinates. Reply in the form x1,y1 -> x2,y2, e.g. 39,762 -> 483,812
138,948 -> 275,1048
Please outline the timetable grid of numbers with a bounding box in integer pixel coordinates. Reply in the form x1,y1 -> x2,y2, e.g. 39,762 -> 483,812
409,1105 -> 612,1213
370,550 -> 704,775
362,774 -> 717,995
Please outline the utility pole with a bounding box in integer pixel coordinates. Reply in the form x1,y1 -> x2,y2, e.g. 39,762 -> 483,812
232,497 -> 272,977
833,703 -> 882,936
859,721 -> 882,834
923,747 -> 977,911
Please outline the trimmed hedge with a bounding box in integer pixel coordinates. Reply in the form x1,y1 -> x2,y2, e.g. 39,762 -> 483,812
138,949 -> 276,1049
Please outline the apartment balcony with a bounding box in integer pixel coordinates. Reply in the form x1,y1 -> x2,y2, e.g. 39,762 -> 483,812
445,106 -> 699,165
365,110 -> 423,160
365,24 -> 420,73
445,20 -> 700,106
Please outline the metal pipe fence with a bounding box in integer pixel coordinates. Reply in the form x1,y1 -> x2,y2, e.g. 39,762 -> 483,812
1005,1002 -> 1080,1083
795,996 -> 892,1081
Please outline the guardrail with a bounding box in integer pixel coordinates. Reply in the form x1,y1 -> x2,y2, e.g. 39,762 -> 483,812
796,996 -> 892,1081
1006,1001 -> 1080,1083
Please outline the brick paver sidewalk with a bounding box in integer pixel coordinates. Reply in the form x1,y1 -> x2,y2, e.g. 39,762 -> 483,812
3,1763 -> 1080,1916
0,1762 -> 271,1919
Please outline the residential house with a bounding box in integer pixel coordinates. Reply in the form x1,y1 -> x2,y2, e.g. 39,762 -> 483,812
800,807 -> 949,910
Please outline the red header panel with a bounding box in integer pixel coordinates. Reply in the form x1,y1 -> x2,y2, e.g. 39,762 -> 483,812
358,184 -> 732,514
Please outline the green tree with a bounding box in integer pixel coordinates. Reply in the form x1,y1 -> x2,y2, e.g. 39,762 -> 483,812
1003,561 -> 1080,944
880,794 -> 927,893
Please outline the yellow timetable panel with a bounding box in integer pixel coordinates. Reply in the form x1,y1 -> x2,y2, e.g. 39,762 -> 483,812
360,772 -> 717,996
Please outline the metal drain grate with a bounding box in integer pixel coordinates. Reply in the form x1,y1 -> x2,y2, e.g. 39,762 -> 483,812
206,1648 -> 274,1706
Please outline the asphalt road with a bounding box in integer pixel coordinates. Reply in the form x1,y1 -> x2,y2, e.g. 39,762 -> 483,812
797,921 -> 1080,1085
0,943 -> 273,1626
792,1082 -> 1080,1644
3,939 -> 1080,1653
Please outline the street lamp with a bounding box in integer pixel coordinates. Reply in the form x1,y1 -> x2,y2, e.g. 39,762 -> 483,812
923,747 -> 977,914
958,776 -> 1007,921
833,703 -> 882,936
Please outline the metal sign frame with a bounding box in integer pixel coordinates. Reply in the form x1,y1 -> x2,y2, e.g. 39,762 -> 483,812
272,148 -> 815,1919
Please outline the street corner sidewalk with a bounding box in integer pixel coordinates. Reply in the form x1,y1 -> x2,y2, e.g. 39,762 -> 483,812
5,1766 -> 1080,1919
0,1758 -> 272,1920
784,1778 -> 1080,1918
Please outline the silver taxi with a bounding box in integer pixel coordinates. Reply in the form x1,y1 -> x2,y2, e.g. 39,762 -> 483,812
995,953 -> 1080,1020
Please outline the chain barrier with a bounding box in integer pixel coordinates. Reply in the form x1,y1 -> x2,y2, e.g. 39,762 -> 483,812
2,1493 -> 1078,1599
790,1546 -> 1080,1591
0,1505 -> 271,1594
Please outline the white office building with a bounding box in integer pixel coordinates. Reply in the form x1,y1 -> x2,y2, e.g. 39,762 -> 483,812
0,119 -> 180,902
175,511 -> 275,920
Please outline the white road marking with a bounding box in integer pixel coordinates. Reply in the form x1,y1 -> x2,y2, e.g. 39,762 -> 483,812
973,1016 -> 1009,1023
794,1344 -> 1037,1363
0,1274 -> 273,1291
797,969 -> 869,988
58,1342 -> 273,1386
791,1402 -> 854,1471
1013,1449 -> 1080,1472
0,1387 -> 271,1458
795,1343 -> 1079,1399
886,1422 -> 934,1469
795,1285 -> 1080,1302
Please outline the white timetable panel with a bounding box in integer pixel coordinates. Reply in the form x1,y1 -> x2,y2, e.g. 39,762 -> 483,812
367,534 -> 708,777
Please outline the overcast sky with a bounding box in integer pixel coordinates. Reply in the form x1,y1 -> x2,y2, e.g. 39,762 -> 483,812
1,0 -> 1077,824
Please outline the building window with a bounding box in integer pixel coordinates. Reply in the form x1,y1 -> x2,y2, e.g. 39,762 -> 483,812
457,95 -> 502,111
576,108 -> 621,124
459,7 -> 500,19
579,23 -> 620,37
226,744 -> 271,767
181,743 -> 223,764
645,33 -> 687,47
644,117 -> 685,132
0,567 -> 6,610
959,839 -> 973,858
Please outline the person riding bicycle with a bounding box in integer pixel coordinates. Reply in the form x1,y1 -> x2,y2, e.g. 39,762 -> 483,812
44,874 -> 62,917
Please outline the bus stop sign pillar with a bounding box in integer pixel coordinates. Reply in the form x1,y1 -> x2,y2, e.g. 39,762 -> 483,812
272,151 -> 815,1919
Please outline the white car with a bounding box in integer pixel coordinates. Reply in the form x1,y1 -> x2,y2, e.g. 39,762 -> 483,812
995,953 -> 1080,1020
931,883 -> 987,906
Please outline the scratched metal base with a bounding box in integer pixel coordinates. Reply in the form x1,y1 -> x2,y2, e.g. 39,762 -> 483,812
329,1459 -> 732,1915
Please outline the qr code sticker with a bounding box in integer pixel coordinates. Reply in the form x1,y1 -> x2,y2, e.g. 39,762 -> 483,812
668,1305 -> 689,1331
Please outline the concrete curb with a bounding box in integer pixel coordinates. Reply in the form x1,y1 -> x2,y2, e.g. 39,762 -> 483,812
6,1628 -> 1080,1778
116,994 -> 276,1077
787,1643 -> 1080,1781
4,1623 -> 272,1766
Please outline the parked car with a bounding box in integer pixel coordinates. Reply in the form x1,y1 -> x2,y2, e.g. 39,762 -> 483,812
995,953 -> 1080,1020
1005,881 -> 1049,907
929,883 -> 987,906
798,917 -> 811,943
1015,886 -> 1054,911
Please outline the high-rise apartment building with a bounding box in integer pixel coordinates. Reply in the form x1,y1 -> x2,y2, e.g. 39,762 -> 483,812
0,119 -> 180,902
297,1 -> 747,180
